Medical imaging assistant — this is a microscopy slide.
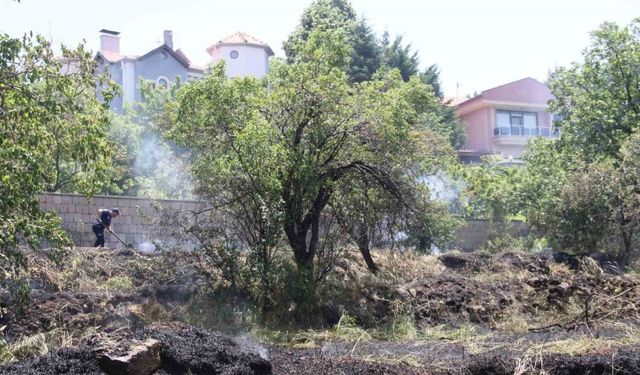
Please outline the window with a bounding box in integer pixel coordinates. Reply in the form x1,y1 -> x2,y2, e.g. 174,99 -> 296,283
155,76 -> 169,89
230,50 -> 239,59
495,110 -> 541,136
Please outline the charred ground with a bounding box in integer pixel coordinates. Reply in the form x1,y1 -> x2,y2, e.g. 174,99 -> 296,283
1,247 -> 639,374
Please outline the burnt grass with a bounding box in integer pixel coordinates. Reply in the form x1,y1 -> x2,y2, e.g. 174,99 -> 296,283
1,323 -> 272,375
269,346 -> 640,375
2,248 -> 640,374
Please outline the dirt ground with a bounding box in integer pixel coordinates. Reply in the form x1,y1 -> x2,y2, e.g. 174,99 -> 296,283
0,322 -> 271,375
1,247 -> 640,374
269,345 -> 640,375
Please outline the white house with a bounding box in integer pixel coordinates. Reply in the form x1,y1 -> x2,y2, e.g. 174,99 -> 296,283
206,31 -> 274,78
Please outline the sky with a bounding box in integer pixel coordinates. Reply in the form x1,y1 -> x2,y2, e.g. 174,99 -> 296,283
1,0 -> 638,97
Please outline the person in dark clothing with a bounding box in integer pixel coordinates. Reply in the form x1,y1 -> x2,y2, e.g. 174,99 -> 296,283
92,208 -> 120,247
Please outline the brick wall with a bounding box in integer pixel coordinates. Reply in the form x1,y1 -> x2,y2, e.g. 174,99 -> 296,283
38,193 -> 206,249
39,193 -> 528,251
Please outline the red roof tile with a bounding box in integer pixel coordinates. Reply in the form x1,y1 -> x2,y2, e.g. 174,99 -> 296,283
207,31 -> 274,56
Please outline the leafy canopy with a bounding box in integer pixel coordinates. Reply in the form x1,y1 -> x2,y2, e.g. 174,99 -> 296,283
168,30 -> 455,280
517,18 -> 640,264
0,33 -> 115,304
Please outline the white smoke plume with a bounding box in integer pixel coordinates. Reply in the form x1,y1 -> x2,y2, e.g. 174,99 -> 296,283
134,132 -> 195,200
137,241 -> 156,254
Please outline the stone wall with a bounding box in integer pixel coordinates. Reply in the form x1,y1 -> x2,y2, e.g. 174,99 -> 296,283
38,193 -> 206,249
453,218 -> 529,251
39,193 -> 528,251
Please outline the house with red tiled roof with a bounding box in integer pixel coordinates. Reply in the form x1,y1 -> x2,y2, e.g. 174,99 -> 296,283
455,78 -> 559,163
96,29 -> 205,112
206,31 -> 274,78
96,29 -> 274,112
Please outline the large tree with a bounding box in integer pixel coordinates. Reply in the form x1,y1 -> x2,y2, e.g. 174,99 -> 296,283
168,30 -> 455,297
519,19 -> 640,266
284,0 -> 381,83
380,32 -> 420,82
0,33 -> 115,306
549,19 -> 640,161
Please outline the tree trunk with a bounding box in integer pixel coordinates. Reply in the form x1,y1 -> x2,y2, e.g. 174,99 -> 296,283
619,226 -> 633,269
417,235 -> 431,252
354,223 -> 378,272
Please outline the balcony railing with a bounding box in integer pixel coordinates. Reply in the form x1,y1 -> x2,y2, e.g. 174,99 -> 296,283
493,126 -> 558,137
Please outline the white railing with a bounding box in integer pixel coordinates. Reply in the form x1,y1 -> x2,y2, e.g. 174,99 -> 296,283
493,126 -> 558,137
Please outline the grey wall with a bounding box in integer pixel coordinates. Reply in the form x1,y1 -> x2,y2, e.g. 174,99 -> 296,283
453,219 -> 529,252
38,193 -> 205,249
99,60 -> 124,112
134,50 -> 188,101
39,193 -> 528,251
97,49 -> 188,113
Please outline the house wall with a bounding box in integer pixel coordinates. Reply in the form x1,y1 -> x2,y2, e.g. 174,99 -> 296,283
482,78 -> 552,104
134,51 -> 189,101
210,45 -> 269,78
492,143 -> 527,158
38,193 -> 528,252
462,107 -> 493,153
101,61 -> 124,112
457,79 -> 555,160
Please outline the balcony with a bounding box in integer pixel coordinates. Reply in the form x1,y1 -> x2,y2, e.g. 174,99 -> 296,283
493,126 -> 558,137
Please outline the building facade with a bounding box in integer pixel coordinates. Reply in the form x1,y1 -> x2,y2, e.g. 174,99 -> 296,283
96,30 -> 273,112
96,29 -> 205,112
206,32 -> 274,78
456,78 -> 557,163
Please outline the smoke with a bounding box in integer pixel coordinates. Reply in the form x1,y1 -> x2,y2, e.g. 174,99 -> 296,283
134,131 -> 195,200
137,241 -> 156,254
423,171 -> 464,204
234,334 -> 269,360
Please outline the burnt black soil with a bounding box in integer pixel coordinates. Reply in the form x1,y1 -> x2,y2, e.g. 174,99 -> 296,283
459,347 -> 640,375
0,324 -> 272,375
0,348 -> 105,375
269,347 -> 424,375
269,345 -> 640,375
148,323 -> 271,375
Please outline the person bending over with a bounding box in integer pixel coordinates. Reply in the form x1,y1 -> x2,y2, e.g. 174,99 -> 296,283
92,208 -> 120,247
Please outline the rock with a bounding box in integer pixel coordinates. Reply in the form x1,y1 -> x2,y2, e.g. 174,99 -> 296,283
148,323 -> 272,375
552,252 -> 580,270
98,339 -> 162,375
440,253 -> 476,270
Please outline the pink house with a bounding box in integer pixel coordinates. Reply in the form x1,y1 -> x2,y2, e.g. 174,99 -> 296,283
456,78 -> 556,163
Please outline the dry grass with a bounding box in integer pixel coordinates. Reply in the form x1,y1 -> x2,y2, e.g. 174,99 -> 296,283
25,247 -> 186,293
105,276 -> 134,290
0,327 -> 99,364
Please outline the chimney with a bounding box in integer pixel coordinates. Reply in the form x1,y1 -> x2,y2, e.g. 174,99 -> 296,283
163,30 -> 173,49
100,29 -> 120,54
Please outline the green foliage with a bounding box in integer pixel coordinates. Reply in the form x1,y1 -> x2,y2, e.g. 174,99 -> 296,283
549,19 -> 640,161
348,17 -> 382,83
380,32 -> 419,82
102,78 -> 194,199
105,275 -> 133,290
284,0 -> 382,83
518,19 -> 640,265
462,157 -> 526,223
412,65 -> 466,149
101,114 -> 141,195
0,33 -> 115,309
168,29 -> 455,311
419,64 -> 443,99
285,0 -> 463,151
